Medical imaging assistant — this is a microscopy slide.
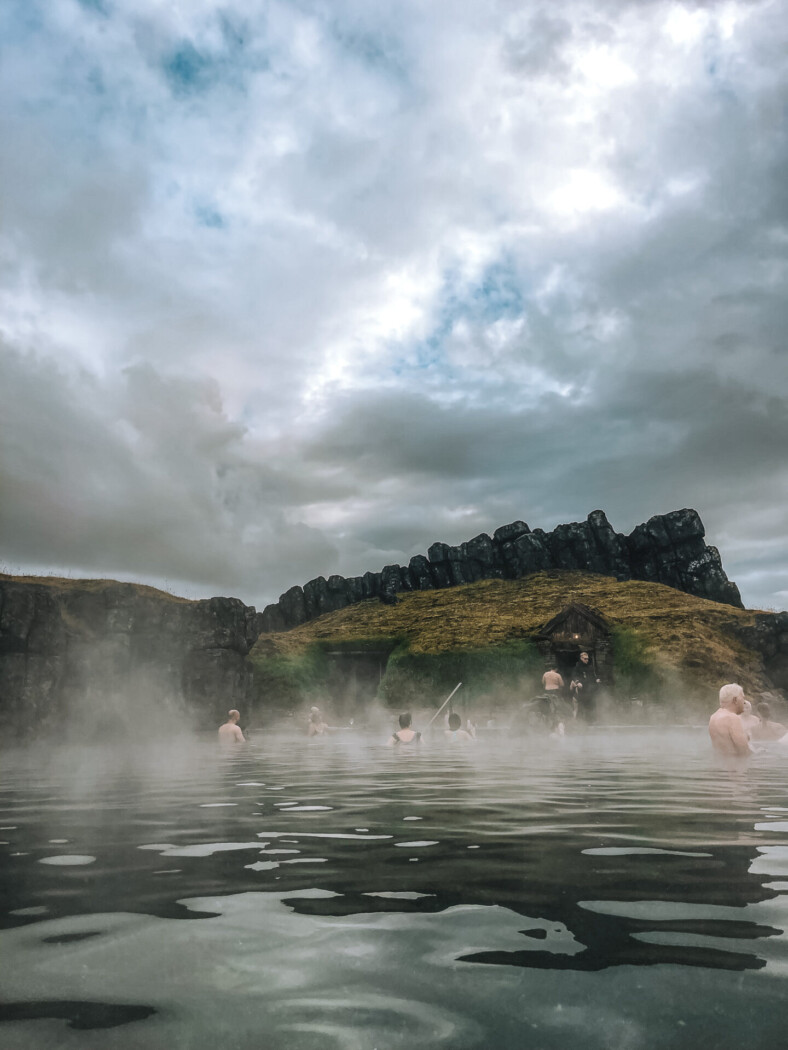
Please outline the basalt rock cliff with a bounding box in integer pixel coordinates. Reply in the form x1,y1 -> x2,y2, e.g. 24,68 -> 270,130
0,577 -> 263,739
260,508 -> 744,632
2,508 -> 778,739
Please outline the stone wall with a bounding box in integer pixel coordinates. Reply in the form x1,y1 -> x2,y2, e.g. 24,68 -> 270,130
0,577 -> 264,739
259,508 -> 744,632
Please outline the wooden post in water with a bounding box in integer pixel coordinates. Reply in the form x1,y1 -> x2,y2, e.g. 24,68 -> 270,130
426,682 -> 463,729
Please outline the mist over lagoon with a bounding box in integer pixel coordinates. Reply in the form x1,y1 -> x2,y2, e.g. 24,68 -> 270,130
3,726 -> 788,1049
3,0 -> 788,1046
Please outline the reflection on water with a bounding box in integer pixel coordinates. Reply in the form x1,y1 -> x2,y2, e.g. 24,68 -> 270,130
1,728 -> 788,1049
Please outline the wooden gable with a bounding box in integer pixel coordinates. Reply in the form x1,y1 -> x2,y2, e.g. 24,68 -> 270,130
535,603 -> 610,646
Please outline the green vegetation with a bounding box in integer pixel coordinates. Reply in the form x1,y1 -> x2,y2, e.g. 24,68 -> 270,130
609,625 -> 660,698
379,639 -> 542,711
249,571 -> 771,715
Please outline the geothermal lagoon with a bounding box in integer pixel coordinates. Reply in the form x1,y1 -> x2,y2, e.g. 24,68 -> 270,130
2,727 -> 788,1049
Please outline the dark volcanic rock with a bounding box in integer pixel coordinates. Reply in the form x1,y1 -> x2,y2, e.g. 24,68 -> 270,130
0,577 -> 264,739
626,509 -> 743,607
727,612 -> 788,692
493,521 -> 530,545
408,555 -> 434,590
256,507 -> 744,633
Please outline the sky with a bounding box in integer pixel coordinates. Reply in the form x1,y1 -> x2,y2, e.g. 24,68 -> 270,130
1,0 -> 787,613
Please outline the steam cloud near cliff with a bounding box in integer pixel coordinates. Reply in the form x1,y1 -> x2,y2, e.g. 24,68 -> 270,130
1,1 -> 787,611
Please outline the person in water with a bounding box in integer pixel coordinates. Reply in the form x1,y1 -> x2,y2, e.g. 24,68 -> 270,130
307,706 -> 328,737
751,702 -> 787,742
218,709 -> 245,744
708,684 -> 751,756
541,666 -> 564,693
739,699 -> 760,738
387,712 -> 421,746
444,711 -> 474,744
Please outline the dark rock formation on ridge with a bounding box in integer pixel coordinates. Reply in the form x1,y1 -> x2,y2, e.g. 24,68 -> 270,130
260,508 -> 744,632
728,612 -> 788,693
0,577 -> 263,739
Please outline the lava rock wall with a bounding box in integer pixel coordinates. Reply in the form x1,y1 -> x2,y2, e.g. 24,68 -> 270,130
260,508 -> 744,632
0,578 -> 264,739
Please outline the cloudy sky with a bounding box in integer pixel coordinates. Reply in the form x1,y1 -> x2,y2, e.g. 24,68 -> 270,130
1,0 -> 786,612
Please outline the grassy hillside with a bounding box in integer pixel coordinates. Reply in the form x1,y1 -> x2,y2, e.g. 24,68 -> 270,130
249,571 -> 770,714
0,573 -> 191,602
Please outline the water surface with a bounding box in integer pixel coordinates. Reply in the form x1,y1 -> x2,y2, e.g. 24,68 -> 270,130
2,728 -> 787,1048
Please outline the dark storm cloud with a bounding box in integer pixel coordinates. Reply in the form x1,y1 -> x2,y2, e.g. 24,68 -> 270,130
1,0 -> 786,610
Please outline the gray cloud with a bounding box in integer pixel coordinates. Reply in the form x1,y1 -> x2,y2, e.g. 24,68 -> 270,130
1,0 -> 786,610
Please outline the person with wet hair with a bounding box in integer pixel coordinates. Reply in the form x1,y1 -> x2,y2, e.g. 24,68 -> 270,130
444,711 -> 474,744
387,712 -> 421,746
751,702 -> 787,742
708,684 -> 750,756
218,709 -> 245,744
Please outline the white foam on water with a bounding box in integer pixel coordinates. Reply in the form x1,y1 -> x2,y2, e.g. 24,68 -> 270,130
39,855 -> 96,866
260,849 -> 301,855
236,782 -> 266,786
245,860 -> 280,871
9,906 -> 48,916
281,857 -> 328,864
138,843 -> 176,850
285,806 -> 333,811
200,803 -> 238,808
582,847 -> 712,857
256,832 -> 392,840
403,816 -> 422,821
754,822 -> 788,832
160,842 -> 264,858
395,841 -> 438,848
364,892 -> 435,899
48,838 -> 69,843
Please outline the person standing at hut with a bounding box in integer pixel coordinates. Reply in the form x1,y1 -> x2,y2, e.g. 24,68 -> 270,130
541,666 -> 565,693
570,652 -> 600,722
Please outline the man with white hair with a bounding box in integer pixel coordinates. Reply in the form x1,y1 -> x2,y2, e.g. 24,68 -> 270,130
708,684 -> 751,756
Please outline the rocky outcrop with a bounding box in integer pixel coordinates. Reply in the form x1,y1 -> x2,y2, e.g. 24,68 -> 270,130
0,508 -> 758,737
0,577 -> 264,739
727,612 -> 788,693
260,508 -> 744,632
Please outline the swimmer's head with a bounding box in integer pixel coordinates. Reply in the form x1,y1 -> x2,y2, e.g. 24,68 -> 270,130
448,712 -> 461,731
398,712 -> 412,729
227,709 -> 240,723
719,683 -> 745,711
580,652 -> 589,662
757,702 -> 771,719
742,699 -> 753,714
